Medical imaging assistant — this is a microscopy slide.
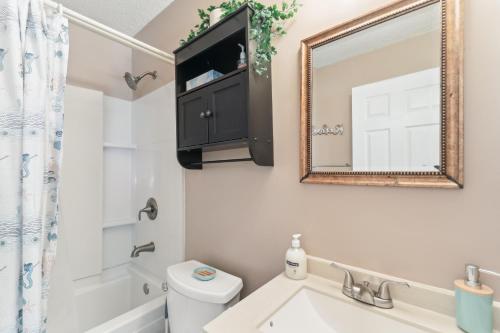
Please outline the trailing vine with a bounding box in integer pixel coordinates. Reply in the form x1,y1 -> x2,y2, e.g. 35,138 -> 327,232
180,0 -> 300,76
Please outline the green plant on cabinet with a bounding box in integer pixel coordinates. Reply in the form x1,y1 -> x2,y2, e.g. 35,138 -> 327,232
180,0 -> 300,76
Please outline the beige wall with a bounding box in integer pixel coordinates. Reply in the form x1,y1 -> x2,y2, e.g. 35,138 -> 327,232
68,24 -> 132,100
132,0 -> 214,99
312,31 -> 440,169
133,0 -> 500,299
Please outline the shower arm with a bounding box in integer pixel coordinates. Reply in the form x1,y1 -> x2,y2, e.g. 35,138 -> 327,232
136,71 -> 158,81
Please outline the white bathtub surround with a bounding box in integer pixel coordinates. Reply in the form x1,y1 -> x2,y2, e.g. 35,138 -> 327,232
48,85 -> 104,333
132,82 -> 185,279
49,82 -> 184,332
77,83 -> 185,333
102,94 -> 136,270
60,85 -> 104,281
205,256 -> 500,333
59,88 -> 133,284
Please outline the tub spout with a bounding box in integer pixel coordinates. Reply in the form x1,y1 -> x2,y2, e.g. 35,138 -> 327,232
131,242 -> 155,257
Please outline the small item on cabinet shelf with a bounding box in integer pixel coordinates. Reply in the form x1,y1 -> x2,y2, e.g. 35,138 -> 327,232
237,43 -> 247,69
209,8 -> 224,26
186,70 -> 223,91
455,264 -> 499,333
285,234 -> 307,280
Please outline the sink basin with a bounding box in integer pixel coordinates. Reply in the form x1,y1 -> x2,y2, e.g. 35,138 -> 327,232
258,288 -> 432,333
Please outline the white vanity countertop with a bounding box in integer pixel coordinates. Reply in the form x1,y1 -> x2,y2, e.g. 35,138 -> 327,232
204,256 -> 500,333
204,257 -> 500,333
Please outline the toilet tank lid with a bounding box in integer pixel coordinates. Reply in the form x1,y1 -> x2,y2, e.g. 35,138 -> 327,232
167,260 -> 243,304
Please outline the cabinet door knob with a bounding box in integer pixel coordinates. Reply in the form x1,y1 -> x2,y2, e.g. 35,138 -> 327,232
199,111 -> 206,119
205,110 -> 213,118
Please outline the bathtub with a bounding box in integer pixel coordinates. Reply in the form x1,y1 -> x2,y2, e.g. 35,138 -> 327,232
85,296 -> 165,333
74,264 -> 166,333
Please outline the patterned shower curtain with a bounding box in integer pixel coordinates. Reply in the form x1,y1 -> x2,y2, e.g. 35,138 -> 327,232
0,0 -> 69,332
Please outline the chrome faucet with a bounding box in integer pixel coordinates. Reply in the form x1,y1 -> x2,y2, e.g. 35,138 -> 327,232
330,262 -> 409,309
131,242 -> 155,257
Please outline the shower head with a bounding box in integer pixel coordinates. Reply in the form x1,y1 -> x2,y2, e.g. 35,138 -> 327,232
124,71 -> 158,90
124,72 -> 137,90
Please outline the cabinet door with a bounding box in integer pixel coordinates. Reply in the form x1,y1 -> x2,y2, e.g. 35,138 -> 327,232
207,73 -> 247,143
178,90 -> 209,148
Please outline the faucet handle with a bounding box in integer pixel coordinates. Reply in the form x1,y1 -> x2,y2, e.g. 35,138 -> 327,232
330,262 -> 354,290
376,280 -> 410,300
138,198 -> 158,221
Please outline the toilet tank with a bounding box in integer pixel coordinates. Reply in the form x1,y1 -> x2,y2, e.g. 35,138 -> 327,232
166,260 -> 243,333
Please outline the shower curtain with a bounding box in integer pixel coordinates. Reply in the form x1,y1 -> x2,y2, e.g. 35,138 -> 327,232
0,1 -> 69,332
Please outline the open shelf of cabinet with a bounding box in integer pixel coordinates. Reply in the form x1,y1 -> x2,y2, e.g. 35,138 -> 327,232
174,4 -> 273,169
176,67 -> 247,98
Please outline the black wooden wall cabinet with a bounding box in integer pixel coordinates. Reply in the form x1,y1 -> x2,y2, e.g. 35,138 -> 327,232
174,5 -> 274,169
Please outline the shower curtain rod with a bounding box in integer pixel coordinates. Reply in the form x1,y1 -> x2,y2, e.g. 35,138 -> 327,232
43,0 -> 175,64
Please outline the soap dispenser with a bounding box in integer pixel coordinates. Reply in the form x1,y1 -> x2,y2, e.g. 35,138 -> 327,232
237,43 -> 247,69
455,264 -> 499,333
285,234 -> 307,280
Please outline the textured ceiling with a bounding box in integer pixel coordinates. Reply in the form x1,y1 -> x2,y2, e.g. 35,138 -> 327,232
58,0 -> 176,36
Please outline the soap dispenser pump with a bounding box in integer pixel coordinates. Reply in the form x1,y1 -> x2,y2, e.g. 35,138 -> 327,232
285,234 -> 307,280
455,264 -> 499,333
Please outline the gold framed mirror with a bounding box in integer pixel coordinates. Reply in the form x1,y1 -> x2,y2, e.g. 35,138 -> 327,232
300,0 -> 463,188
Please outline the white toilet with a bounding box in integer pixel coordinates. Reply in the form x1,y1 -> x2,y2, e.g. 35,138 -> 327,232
166,260 -> 243,333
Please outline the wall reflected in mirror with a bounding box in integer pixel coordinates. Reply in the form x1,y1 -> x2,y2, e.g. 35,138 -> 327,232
311,3 -> 442,172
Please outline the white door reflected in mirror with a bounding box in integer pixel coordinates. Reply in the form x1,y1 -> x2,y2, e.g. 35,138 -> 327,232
352,68 -> 440,172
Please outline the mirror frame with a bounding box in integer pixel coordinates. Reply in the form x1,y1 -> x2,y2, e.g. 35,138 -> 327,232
300,0 -> 464,188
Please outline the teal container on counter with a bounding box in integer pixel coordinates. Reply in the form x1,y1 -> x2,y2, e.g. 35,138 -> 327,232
455,264 -> 496,333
